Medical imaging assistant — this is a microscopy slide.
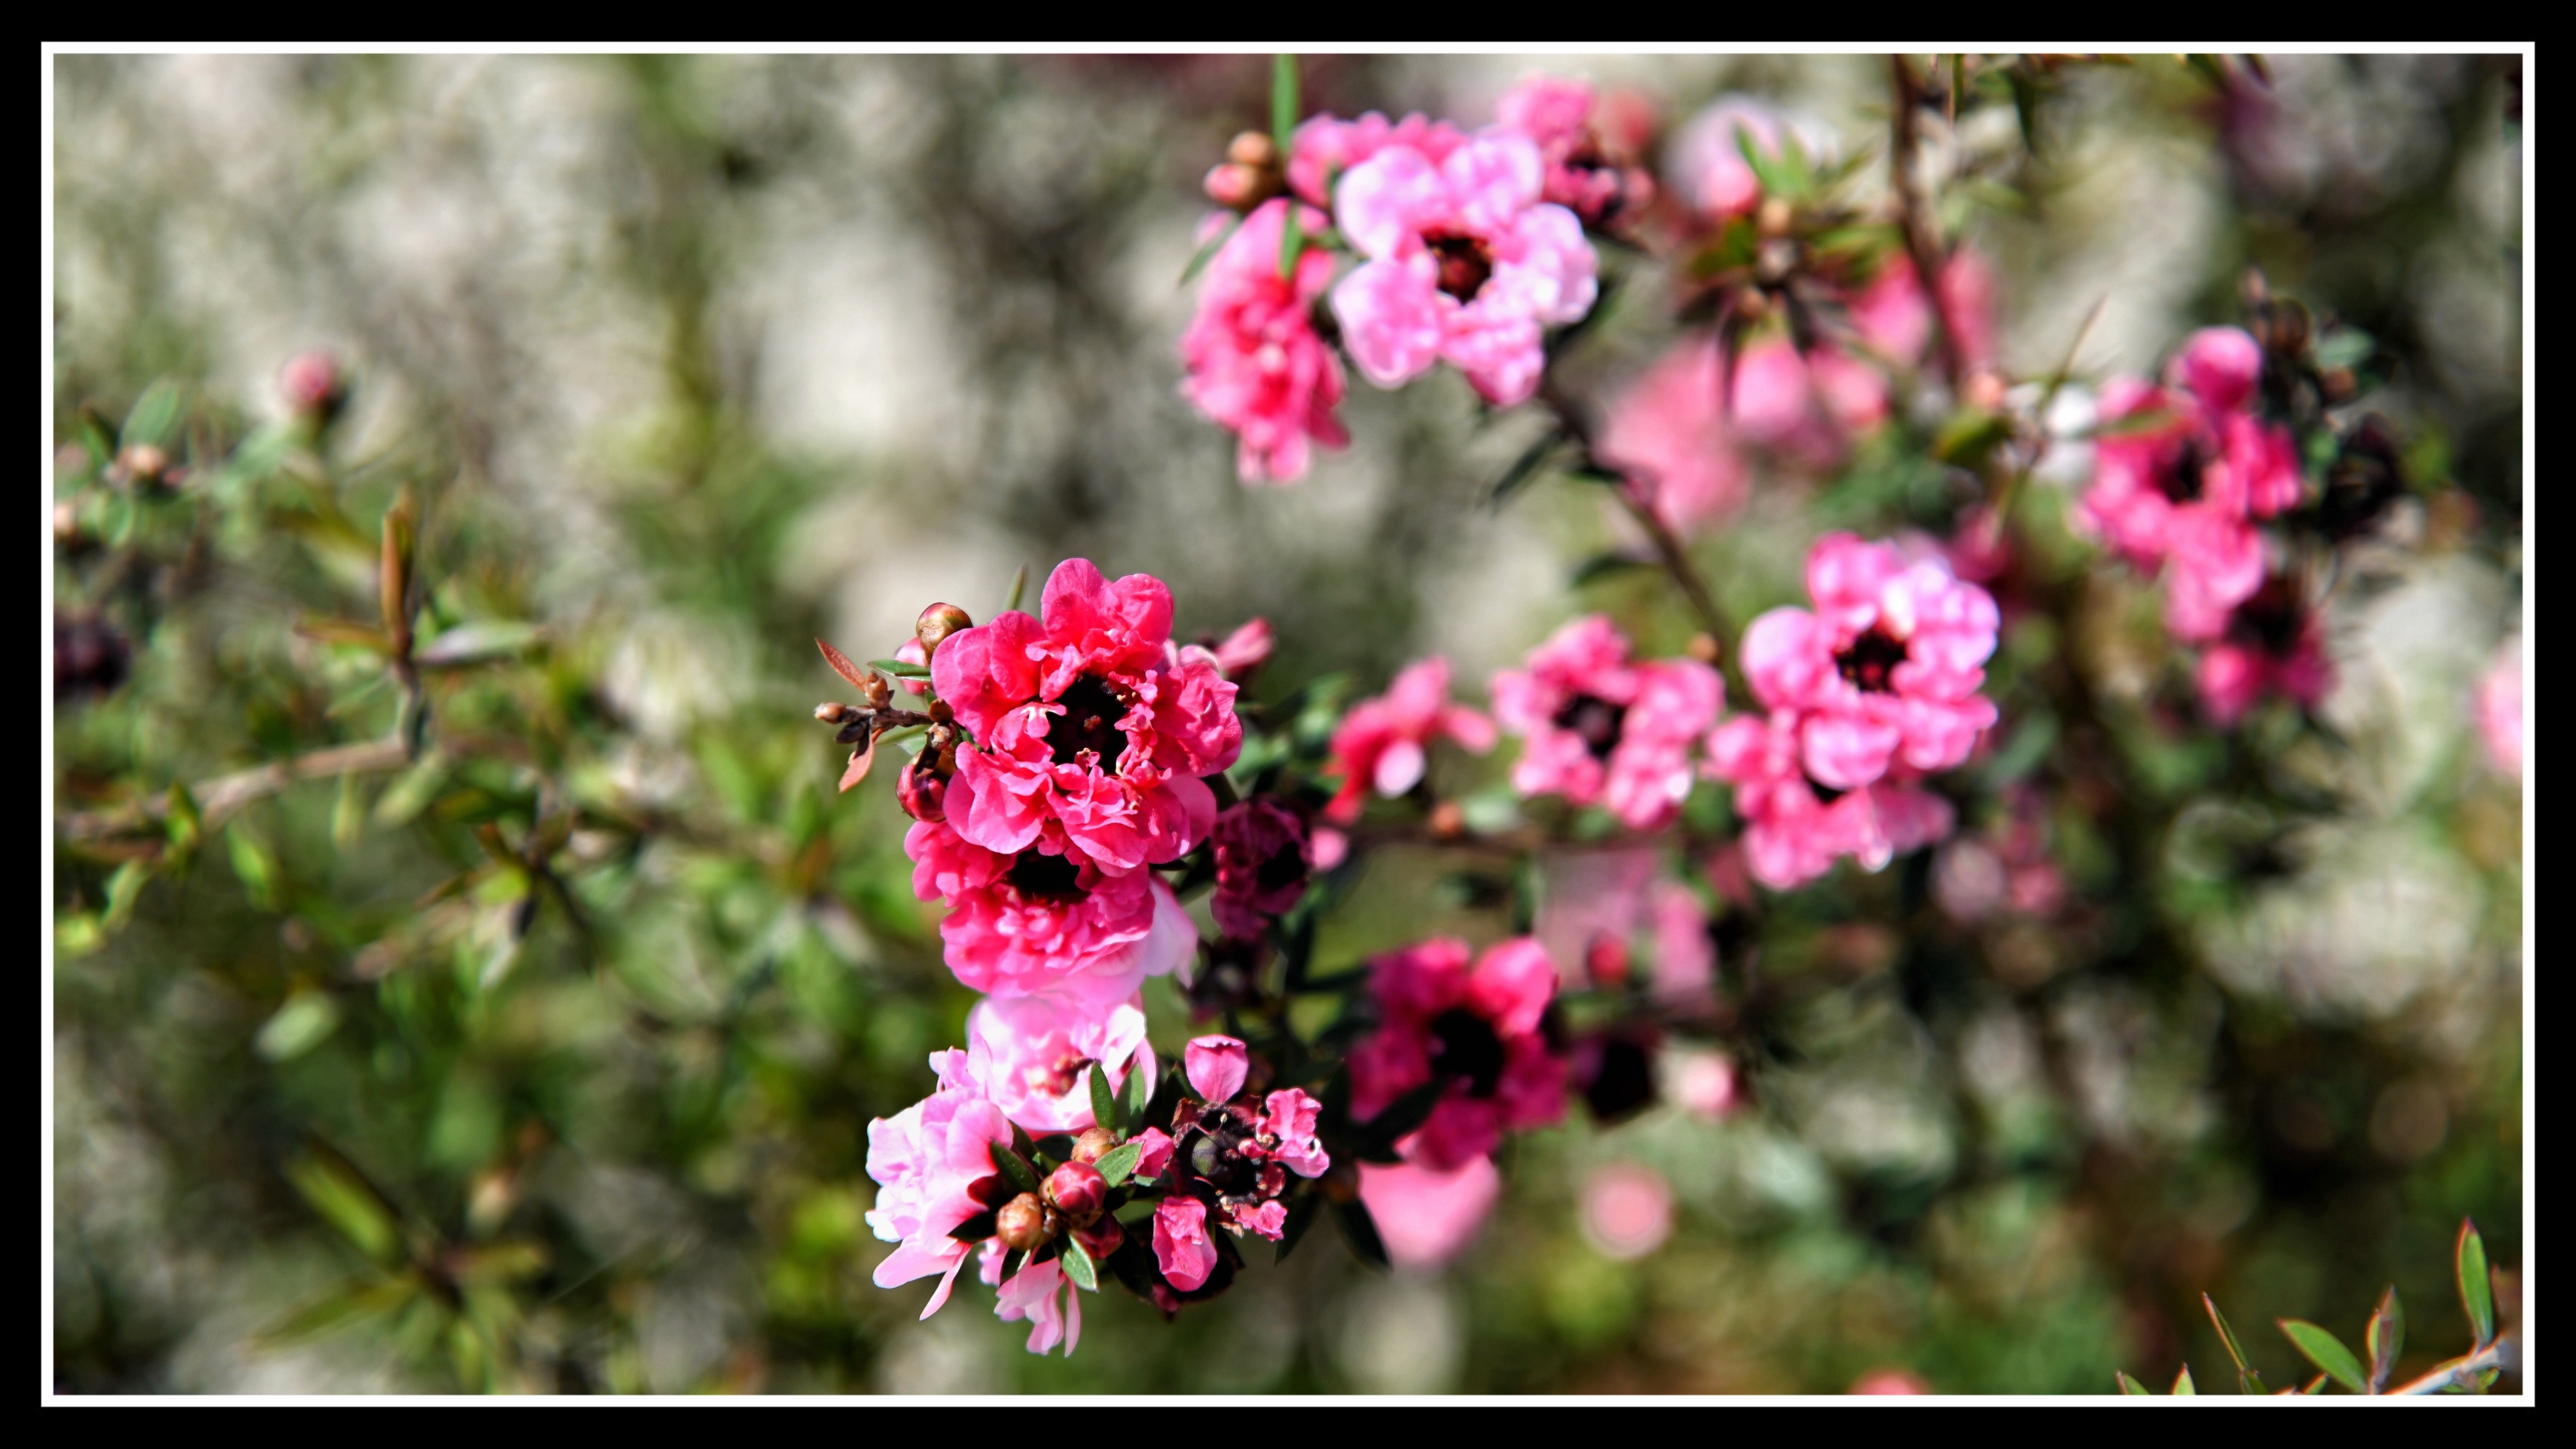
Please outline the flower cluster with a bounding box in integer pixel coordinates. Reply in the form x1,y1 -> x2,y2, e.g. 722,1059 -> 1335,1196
1706,533 -> 2000,888
1492,615 -> 1724,833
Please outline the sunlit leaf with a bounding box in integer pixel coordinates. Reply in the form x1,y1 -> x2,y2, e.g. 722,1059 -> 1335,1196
2171,1365 -> 2195,1395
1088,1060 -> 1121,1133
1095,1141 -> 1143,1188
257,991 -> 344,1062
2278,1319 -> 2366,1394
2205,1295 -> 2266,1394
286,1153 -> 401,1266
2455,1218 -> 2494,1347
2365,1285 -> 2403,1393
120,377 -> 185,450
1061,1234 -> 1099,1291
2116,1371 -> 2152,1394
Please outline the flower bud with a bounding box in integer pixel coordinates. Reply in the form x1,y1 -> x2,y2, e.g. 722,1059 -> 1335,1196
896,756 -> 946,823
914,603 -> 973,658
280,350 -> 346,419
814,701 -> 854,724
996,1192 -> 1052,1251
1755,195 -> 1795,238
1071,1215 -> 1124,1262
1684,632 -> 1722,664
116,444 -> 169,486
1069,1126 -> 1119,1164
1429,801 -> 1466,840
1226,130 -> 1279,170
1042,1160 -> 1108,1220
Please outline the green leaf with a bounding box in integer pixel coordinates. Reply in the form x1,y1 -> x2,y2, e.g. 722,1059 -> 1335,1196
164,782 -> 203,865
1569,551 -> 1658,589
1115,1060 -> 1147,1130
101,857 -> 150,932
285,1153 -> 401,1266
2312,329 -> 2376,371
1180,213 -> 1240,286
1932,407 -> 2013,467
992,1145 -> 1042,1198
1000,563 -> 1029,616
2458,1218 -> 2493,1346
1271,54 -> 1298,158
1061,1234 -> 1099,1291
2171,1365 -> 2195,1395
257,991 -> 344,1063
1094,1140 -> 1143,1188
2365,1285 -> 2403,1393
2204,1293 -> 2267,1394
1274,1188 -> 1323,1265
2116,1371 -> 2153,1395
2299,1374 -> 2327,1395
120,377 -> 186,450
2278,1320 -> 2366,1394
1088,1061 -> 1122,1134
414,620 -> 547,669
258,1279 -> 420,1348
226,824 -> 280,911
867,658 -> 931,678
1486,428 -> 1565,506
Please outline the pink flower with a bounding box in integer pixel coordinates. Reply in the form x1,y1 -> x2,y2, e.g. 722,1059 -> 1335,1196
1211,617 -> 1274,679
1739,533 -> 2000,790
993,1256 -> 1083,1356
1183,1034 -> 1251,1104
1323,656 -> 1498,824
2192,574 -> 2333,727
1492,614 -> 1724,831
892,638 -> 931,696
1287,111 -> 1469,210
1665,96 -> 1831,221
1128,1126 -> 1176,1181
1260,1088 -> 1330,1179
1668,1049 -> 1739,1121
1355,1153 -> 1502,1271
2475,639 -> 2521,779
1648,878 -> 1715,1004
1847,250 -> 2000,376
1579,1162 -> 1675,1261
1703,712 -> 1956,890
1182,198 -> 1350,485
1210,799 -> 1311,938
906,821 -> 1195,1003
962,992 -> 1153,1135
1532,846 -> 1659,992
1596,335 -> 1751,535
1493,73 -> 1654,225
1348,936 -> 1565,1171
279,350 -> 344,417
1850,1368 -> 1930,1395
865,1051 -> 1015,1319
1328,127 -> 1598,406
1152,1195 -> 1218,1291
931,559 -> 1241,873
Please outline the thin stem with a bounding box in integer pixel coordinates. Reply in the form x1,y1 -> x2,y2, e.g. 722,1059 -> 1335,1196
1889,55 -> 1968,385
1535,377 -> 1736,665
60,736 -> 414,842
2387,1339 -> 2509,1396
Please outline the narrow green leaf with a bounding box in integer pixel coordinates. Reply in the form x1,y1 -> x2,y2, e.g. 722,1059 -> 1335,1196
2205,1293 -> 2263,1393
867,658 -> 931,678
1060,1234 -> 1099,1292
1331,1197 -> 1389,1270
1486,428 -> 1565,507
1094,1140 -> 1143,1188
165,782 -> 203,861
2171,1365 -> 2195,1395
2365,1285 -> 2403,1393
992,1145 -> 1042,1198
1569,552 -> 1658,589
2457,1218 -> 2493,1346
101,858 -> 149,931
1270,54 -> 1298,159
285,1153 -> 400,1266
1000,563 -> 1029,616
1115,1059 -> 1146,1130
2116,1371 -> 2153,1395
414,620 -> 547,669
1087,1060 -> 1120,1133
226,824 -> 280,911
120,378 -> 186,450
258,1279 -> 419,1348
257,991 -> 344,1063
2278,1320 -> 2367,1394
2300,1374 -> 2327,1395
1274,1188 -> 1323,1265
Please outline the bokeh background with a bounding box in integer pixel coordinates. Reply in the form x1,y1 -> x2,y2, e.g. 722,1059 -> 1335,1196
51,53 -> 2523,1394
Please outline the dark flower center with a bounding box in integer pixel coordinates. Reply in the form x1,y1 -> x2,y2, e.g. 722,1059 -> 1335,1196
1255,838 -> 1307,893
1553,694 -> 1628,760
1049,674 -> 1128,771
1836,628 -> 1908,693
1007,848 -> 1085,902
2159,440 -> 2207,504
1428,1007 -> 1508,1099
1426,230 -> 1495,302
2232,574 -> 2305,655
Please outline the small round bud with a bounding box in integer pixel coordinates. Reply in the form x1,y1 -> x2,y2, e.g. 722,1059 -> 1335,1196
117,444 -> 169,485
814,701 -> 853,724
1963,367 -> 2009,414
915,603 -> 973,658
1685,632 -> 1722,664
1429,801 -> 1467,841
1755,195 -> 1795,239
53,501 -> 80,543
1070,1127 -> 1119,1164
1042,1160 -> 1108,1220
1226,130 -> 1279,169
996,1193 -> 1052,1251
280,350 -> 346,417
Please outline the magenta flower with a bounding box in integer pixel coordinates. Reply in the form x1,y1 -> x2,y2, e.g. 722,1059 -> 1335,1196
1596,335 -> 1751,534
1210,799 -> 1312,939
1491,615 -> 1723,832
864,1050 -> 1015,1319
1181,198 -> 1350,485
1354,1153 -> 1502,1271
1152,1195 -> 1218,1291
962,992 -> 1153,1136
1327,127 -> 1598,406
1493,73 -> 1655,225
1348,936 -> 1565,1172
2475,639 -> 2522,779
1702,711 -> 1956,890
1286,111 -> 1469,210
993,1256 -> 1083,1357
1128,1126 -> 1176,1180
1323,655 -> 1498,825
1183,1034 -> 1251,1105
1738,533 -> 2000,791
1259,1088 -> 1330,1179
2192,574 -> 2333,727
1210,616 -> 1274,679
905,820 -> 1194,1004
931,559 -> 1241,873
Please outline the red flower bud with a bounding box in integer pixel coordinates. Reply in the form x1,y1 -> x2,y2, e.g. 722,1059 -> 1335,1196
1042,1160 -> 1107,1220
997,1193 -> 1051,1251
1069,1127 -> 1119,1164
915,603 -> 974,658
1071,1215 -> 1124,1262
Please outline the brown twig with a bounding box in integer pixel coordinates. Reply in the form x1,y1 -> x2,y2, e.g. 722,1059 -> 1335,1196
1535,377 -> 1737,666
57,737 -> 415,842
1889,55 -> 1969,385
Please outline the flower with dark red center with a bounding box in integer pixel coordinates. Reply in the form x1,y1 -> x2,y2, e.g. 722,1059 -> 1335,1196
1491,615 -> 1722,831
1347,937 -> 1565,1171
906,819 -> 1193,1004
1149,1037 -> 1331,1245
929,559 -> 1241,875
1493,73 -> 1657,227
1701,711 -> 1955,891
1210,799 -> 1314,939
2193,572 -> 2333,727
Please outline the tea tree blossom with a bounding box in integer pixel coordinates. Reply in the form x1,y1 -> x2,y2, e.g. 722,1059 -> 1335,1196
1322,656 -> 1498,824
1181,198 -> 1349,485
865,1051 -> 1015,1320
1210,798 -> 1314,939
906,820 -> 1194,1003
963,992 -> 1154,1135
1596,336 -> 1751,534
1348,936 -> 1565,1170
1492,73 -> 1655,226
1492,615 -> 1722,831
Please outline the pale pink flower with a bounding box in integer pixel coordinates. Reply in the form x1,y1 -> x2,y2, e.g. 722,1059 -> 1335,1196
1183,1034 -> 1251,1104
1210,799 -> 1312,938
1323,656 -> 1498,824
1348,936 -> 1565,1171
1596,335 -> 1751,535
2475,639 -> 2522,779
1703,712 -> 1955,890
963,992 -> 1153,1136
1492,615 -> 1723,832
906,821 -> 1194,1004
1329,127 -> 1598,406
1493,73 -> 1654,225
931,559 -> 1241,872
993,1256 -> 1084,1356
1152,1195 -> 1218,1291
1665,96 -> 1832,221
1666,1049 -> 1739,1121
1579,1162 -> 1676,1261
1356,1153 -> 1503,1271
1260,1088 -> 1330,1178
1182,198 -> 1350,485
1738,533 -> 1999,791
1288,111 -> 1469,210
865,1051 -> 1014,1319
2192,575 -> 2332,726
